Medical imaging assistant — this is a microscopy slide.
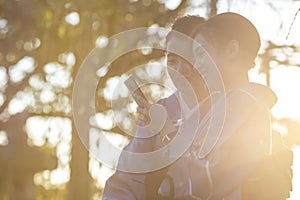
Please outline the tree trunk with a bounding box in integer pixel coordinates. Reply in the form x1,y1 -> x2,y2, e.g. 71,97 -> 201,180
209,0 -> 218,17
67,121 -> 90,200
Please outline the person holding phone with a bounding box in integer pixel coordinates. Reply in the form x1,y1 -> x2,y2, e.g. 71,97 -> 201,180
135,13 -> 277,200
103,13 -> 278,199
103,15 -> 207,200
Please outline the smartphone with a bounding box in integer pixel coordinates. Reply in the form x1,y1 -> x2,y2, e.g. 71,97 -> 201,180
124,75 -> 149,108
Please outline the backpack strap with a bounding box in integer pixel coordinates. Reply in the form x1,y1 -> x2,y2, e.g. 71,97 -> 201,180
193,83 -> 273,159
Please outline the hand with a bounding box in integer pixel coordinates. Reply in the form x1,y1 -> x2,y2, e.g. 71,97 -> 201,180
133,93 -> 151,125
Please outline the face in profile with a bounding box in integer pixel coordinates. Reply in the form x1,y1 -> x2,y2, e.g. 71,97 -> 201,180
193,34 -> 218,77
167,53 -> 194,85
166,36 -> 208,103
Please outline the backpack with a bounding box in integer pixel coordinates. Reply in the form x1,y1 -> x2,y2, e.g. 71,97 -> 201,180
145,86 -> 293,200
145,132 -> 293,200
241,131 -> 293,200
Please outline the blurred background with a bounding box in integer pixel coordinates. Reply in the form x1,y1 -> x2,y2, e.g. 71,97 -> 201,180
0,0 -> 300,199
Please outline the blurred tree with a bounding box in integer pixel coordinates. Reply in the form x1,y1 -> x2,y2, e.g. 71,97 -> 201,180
0,0 -> 203,199
0,113 -> 57,200
209,0 -> 218,17
275,118 -> 300,148
258,41 -> 300,87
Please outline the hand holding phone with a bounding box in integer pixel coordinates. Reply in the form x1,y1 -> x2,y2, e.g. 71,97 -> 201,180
124,75 -> 177,140
124,75 -> 150,109
124,75 -> 151,124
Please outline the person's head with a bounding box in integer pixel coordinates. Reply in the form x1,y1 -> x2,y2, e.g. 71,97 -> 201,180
166,15 -> 207,102
193,12 -> 261,87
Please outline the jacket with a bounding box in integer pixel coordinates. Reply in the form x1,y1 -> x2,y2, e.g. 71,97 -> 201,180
102,82 -> 277,200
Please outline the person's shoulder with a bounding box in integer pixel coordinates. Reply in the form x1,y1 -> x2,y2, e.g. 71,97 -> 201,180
156,92 -> 181,119
229,82 -> 277,109
157,92 -> 179,106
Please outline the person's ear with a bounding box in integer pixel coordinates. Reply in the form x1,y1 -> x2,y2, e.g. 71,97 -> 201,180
226,40 -> 240,60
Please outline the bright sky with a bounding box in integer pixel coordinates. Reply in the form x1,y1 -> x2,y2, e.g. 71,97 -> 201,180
221,0 -> 300,123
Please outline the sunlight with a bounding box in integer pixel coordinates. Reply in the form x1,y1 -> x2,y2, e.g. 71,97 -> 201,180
29,74 -> 45,90
0,18 -> 8,29
24,38 -> 41,51
218,0 -> 300,44
103,76 -> 130,100
164,0 -> 182,10
58,52 -> 76,67
40,88 -> 56,104
288,147 -> 300,200
26,116 -> 72,189
0,66 -> 8,88
95,36 -> 109,48
8,91 -> 35,115
89,129 -> 129,188
270,66 -> 300,121
50,168 -> 70,186
9,56 -> 35,83
217,2 -> 300,198
90,158 -> 114,188
0,18 -> 8,39
96,62 -> 110,77
248,58 -> 300,200
145,61 -> 164,80
0,130 -> 8,146
0,94 -> 4,107
44,62 -> 72,88
65,12 -> 80,26
90,112 -> 115,130
248,66 -> 267,85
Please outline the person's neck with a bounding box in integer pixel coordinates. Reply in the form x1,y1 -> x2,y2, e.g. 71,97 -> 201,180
222,66 -> 249,91
225,78 -> 248,91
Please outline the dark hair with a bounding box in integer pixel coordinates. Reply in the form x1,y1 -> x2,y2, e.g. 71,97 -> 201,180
166,15 -> 205,42
194,12 -> 261,69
